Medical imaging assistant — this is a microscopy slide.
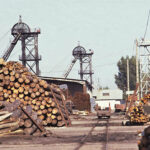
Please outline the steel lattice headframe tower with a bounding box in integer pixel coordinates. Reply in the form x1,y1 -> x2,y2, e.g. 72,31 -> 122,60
11,16 -> 41,75
138,40 -> 150,97
72,44 -> 94,85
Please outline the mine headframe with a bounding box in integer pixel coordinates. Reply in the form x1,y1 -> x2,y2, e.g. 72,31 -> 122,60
2,16 -> 41,75
63,43 -> 94,86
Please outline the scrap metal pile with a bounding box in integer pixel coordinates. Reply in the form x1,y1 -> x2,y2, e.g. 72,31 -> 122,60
0,59 -> 71,131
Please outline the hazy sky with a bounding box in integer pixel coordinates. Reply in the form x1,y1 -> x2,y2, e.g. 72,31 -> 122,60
0,0 -> 150,89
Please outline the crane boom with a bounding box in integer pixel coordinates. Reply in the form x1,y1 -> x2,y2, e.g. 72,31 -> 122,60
2,33 -> 21,61
63,58 -> 77,78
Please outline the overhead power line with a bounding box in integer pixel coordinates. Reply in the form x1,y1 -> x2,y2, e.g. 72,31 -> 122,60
0,29 -> 10,43
143,10 -> 150,40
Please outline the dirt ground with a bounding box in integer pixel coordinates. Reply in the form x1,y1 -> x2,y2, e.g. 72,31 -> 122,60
0,113 -> 148,150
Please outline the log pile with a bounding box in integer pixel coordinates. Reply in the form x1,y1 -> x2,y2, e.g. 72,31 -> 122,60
127,93 -> 150,124
128,105 -> 149,123
72,92 -> 91,111
138,126 -> 150,150
0,59 -> 71,127
141,94 -> 150,105
0,100 -> 47,136
0,111 -> 22,136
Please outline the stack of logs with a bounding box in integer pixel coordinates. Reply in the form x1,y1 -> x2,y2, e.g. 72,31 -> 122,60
128,93 -> 150,124
141,94 -> 150,105
72,92 -> 91,111
0,111 -> 22,136
129,105 -> 149,123
0,100 -> 47,136
0,104 -> 22,136
0,59 -> 70,127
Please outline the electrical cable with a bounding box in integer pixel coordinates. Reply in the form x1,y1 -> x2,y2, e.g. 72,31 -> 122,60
42,67 -> 79,74
143,10 -> 150,40
93,47 -> 132,62
8,47 -> 21,60
94,62 -> 116,68
0,29 -> 11,43
46,52 -> 72,73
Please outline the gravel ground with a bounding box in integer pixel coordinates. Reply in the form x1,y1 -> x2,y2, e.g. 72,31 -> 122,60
0,113 -> 148,150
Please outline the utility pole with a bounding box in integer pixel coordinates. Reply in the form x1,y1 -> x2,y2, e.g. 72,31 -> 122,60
136,39 -> 140,100
127,58 -> 130,98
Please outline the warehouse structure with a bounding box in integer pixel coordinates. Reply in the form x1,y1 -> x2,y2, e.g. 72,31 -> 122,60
39,76 -> 93,97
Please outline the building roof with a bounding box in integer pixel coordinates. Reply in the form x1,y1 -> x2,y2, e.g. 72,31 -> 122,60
38,76 -> 93,91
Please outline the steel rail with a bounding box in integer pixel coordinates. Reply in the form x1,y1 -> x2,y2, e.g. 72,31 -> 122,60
105,118 -> 110,150
74,119 -> 99,150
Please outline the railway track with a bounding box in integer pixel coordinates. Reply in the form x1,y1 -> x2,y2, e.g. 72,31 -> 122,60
74,119 -> 99,150
104,118 -> 110,150
74,117 -> 110,150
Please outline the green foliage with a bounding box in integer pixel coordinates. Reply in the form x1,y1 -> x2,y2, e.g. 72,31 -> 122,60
115,56 -> 136,92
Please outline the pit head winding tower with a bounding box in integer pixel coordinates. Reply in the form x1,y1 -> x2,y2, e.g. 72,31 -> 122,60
11,16 -> 41,75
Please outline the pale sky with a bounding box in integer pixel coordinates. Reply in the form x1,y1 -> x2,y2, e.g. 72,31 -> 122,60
0,0 -> 150,89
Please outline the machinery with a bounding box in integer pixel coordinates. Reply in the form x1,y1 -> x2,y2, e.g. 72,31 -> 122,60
97,108 -> 111,119
63,58 -> 77,78
115,104 -> 125,112
2,32 -> 21,61
95,104 -> 111,119
1,16 -> 41,75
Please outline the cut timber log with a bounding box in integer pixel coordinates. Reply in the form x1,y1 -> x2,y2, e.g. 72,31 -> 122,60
23,126 -> 36,135
52,108 -> 58,115
0,113 -> 12,122
57,115 -> 62,121
0,124 -> 19,134
24,119 -> 33,128
57,121 -> 65,127
0,129 -> 23,136
51,119 -> 57,125
0,111 -> 9,115
0,118 -> 17,125
0,121 -> 19,129
19,119 -> 24,127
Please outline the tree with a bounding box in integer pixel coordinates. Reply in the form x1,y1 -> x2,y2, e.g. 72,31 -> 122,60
115,56 -> 136,94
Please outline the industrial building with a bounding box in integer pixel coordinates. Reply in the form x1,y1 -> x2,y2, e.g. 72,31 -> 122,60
39,76 -> 93,97
93,89 -> 123,110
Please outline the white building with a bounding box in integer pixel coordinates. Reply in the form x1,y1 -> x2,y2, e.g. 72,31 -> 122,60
93,89 -> 123,110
